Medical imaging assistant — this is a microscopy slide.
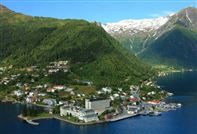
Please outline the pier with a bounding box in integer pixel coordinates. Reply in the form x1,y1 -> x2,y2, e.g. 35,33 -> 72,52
109,113 -> 138,122
18,114 -> 39,125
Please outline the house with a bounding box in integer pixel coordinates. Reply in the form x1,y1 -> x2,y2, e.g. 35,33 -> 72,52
130,85 -> 139,91
0,67 -> 6,72
53,85 -> 65,90
146,81 -> 153,86
36,85 -> 43,89
118,88 -> 123,92
58,101 -> 68,105
47,60 -> 69,74
47,88 -> 56,93
147,100 -> 161,105
127,105 -> 141,114
23,84 -> 30,91
120,95 -> 126,100
70,91 -> 75,95
14,90 -> 24,97
65,87 -> 74,92
113,94 -> 119,98
109,96 -> 114,100
26,97 -> 32,103
38,93 -> 46,97
16,83 -> 22,87
147,91 -> 156,96
102,87 -> 112,94
28,91 -> 34,97
47,85 -> 65,92
130,85 -> 140,97
43,99 -> 57,106
43,84 -> 48,88
48,69 -> 59,74
97,91 -> 102,94
81,80 -> 93,86
129,96 -> 140,103
77,94 -> 81,97
81,94 -> 85,97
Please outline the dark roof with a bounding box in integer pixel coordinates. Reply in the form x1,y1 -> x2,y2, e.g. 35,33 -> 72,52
84,114 -> 98,118
87,98 -> 110,102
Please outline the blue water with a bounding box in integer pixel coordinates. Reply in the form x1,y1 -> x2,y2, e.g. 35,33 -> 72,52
0,71 -> 197,134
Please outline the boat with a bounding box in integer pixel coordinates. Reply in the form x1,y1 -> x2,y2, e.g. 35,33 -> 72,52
176,103 -> 182,108
149,111 -> 161,116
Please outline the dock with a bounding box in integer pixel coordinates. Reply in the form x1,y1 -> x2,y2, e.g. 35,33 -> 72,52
18,114 -> 39,125
109,113 -> 138,122
26,119 -> 39,125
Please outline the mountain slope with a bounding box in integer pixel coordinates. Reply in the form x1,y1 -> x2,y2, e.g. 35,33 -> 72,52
139,7 -> 197,68
102,15 -> 171,54
140,26 -> 197,67
0,5 -> 153,87
103,7 -> 197,68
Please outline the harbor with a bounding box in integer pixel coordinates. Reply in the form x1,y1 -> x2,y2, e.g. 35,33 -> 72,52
16,101 -> 182,126
1,71 -> 196,134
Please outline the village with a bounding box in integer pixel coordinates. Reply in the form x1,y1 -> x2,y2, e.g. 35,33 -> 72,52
0,61 -> 181,125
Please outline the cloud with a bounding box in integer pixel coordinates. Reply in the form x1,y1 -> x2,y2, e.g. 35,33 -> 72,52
149,10 -> 175,18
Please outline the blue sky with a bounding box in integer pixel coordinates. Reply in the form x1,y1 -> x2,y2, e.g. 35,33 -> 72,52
1,0 -> 196,23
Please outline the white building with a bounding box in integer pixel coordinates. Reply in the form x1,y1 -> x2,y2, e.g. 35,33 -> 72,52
38,93 -> 46,97
28,92 -> 34,97
26,97 -> 32,103
85,98 -> 111,111
53,85 -> 65,90
60,106 -> 98,122
58,101 -> 68,105
78,109 -> 99,122
109,96 -> 114,100
48,69 -> 59,73
43,99 -> 57,106
14,90 -> 24,97
113,94 -> 119,98
102,87 -> 112,94
65,87 -> 74,92
127,105 -> 141,114
118,88 -> 123,92
47,88 -> 56,93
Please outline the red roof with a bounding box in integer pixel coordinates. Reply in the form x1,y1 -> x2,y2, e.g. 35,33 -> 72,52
147,100 -> 161,104
129,98 -> 139,102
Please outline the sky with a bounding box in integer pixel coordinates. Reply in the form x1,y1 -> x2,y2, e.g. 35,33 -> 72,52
1,0 -> 197,23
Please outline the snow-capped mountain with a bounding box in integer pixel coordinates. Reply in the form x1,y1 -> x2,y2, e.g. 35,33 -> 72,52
101,15 -> 173,55
102,15 -> 172,35
102,7 -> 197,68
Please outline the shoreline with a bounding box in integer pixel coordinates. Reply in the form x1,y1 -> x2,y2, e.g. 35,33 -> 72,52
17,114 -> 107,126
0,70 -> 185,126
0,95 -> 171,126
18,114 -> 40,126
53,116 -> 107,126
0,100 -> 139,126
157,68 -> 197,77
17,114 -> 139,126
1,94 -> 180,126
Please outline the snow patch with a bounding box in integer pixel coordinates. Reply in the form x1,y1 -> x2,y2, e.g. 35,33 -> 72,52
102,16 -> 170,34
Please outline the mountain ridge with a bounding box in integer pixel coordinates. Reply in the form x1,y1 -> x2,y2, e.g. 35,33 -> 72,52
102,6 -> 197,68
0,5 -> 153,88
